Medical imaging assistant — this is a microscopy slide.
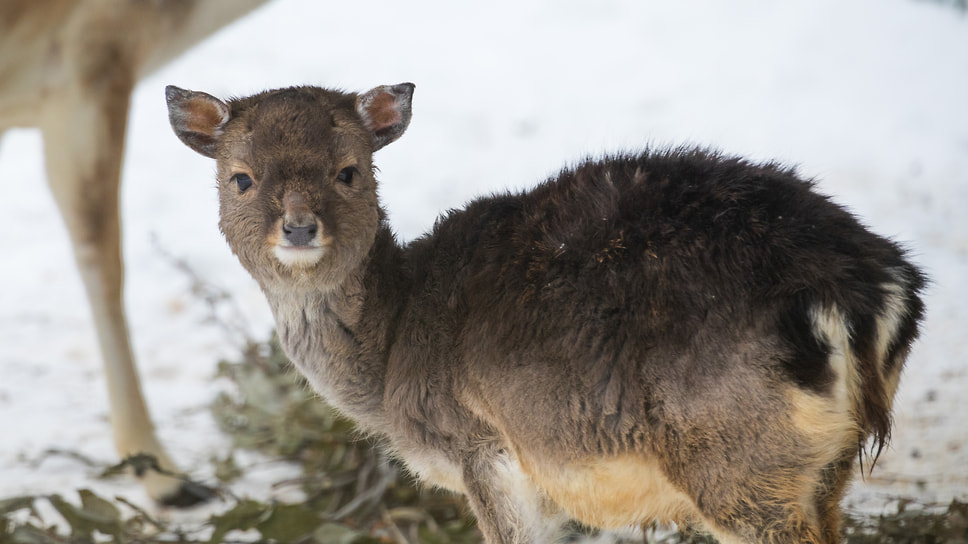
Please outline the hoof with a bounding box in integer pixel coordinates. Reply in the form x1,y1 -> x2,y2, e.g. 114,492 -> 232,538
157,479 -> 216,508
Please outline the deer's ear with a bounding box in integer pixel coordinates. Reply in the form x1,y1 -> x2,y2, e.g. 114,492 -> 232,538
165,85 -> 230,158
356,83 -> 415,151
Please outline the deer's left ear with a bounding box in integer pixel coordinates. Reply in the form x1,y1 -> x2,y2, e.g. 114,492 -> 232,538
356,83 -> 415,151
165,85 -> 231,159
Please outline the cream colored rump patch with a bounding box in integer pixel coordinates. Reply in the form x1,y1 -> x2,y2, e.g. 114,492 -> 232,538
790,302 -> 864,468
806,278 -> 910,442
807,303 -> 858,434
873,277 -> 916,399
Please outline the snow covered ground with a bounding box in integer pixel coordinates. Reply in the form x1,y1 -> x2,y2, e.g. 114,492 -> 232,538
1,0 -> 966,521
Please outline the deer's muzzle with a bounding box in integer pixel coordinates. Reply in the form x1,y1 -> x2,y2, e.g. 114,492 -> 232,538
274,191 -> 326,268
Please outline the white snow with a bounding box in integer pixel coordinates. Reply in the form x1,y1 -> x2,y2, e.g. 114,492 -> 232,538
1,0 -> 965,521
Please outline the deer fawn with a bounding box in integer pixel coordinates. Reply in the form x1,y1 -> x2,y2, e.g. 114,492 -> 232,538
166,82 -> 925,543
0,0 -> 272,505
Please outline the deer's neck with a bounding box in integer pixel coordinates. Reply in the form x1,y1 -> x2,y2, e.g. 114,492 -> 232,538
263,226 -> 405,432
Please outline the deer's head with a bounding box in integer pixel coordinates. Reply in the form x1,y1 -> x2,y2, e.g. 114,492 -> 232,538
166,83 -> 414,289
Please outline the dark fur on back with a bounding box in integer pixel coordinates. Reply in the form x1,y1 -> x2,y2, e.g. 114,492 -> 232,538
401,148 -> 924,460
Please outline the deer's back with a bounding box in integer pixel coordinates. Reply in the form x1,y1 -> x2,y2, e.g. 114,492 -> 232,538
392,149 -> 922,470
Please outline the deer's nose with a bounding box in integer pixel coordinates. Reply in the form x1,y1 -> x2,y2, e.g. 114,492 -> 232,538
281,191 -> 319,246
283,222 -> 318,246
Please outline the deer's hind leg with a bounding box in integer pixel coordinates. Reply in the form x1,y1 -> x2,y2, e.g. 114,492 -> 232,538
698,482 -> 827,544
812,450 -> 857,543
696,400 -> 858,543
39,79 -> 208,506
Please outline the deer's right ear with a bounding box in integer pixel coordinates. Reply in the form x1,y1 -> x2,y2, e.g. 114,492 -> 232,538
165,85 -> 230,159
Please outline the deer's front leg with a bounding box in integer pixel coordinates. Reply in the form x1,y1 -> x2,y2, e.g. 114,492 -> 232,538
461,444 -> 568,544
39,81 -> 207,506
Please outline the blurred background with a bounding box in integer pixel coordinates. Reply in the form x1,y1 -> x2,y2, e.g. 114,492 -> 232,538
0,0 -> 965,516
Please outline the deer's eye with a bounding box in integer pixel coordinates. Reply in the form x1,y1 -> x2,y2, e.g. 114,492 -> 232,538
232,173 -> 253,193
337,167 -> 356,185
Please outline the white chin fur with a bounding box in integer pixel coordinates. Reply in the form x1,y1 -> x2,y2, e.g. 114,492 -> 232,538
274,245 -> 326,268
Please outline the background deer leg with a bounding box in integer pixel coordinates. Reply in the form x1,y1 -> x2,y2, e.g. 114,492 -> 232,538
40,83 -> 209,506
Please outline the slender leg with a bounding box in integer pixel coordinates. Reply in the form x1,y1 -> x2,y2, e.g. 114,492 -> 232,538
461,444 -> 568,544
699,483 -> 826,544
814,452 -> 857,543
40,82 -> 208,506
